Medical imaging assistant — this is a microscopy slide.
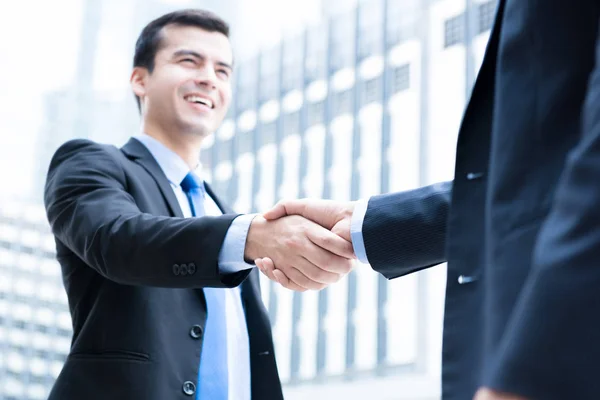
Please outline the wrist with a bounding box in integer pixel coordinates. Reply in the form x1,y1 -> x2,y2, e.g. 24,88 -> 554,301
244,215 -> 267,262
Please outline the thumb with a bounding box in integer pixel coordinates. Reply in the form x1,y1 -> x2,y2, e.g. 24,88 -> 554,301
263,199 -> 307,220
332,219 -> 352,243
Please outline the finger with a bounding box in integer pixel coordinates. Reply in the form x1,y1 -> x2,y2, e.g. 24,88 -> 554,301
256,258 -> 278,283
306,225 -> 355,263
260,257 -> 278,281
298,253 -> 341,284
281,238 -> 341,284
262,202 -> 288,220
273,269 -> 306,292
282,262 -> 328,290
263,199 -> 307,220
332,219 -> 353,243
254,258 -> 277,282
303,242 -> 353,277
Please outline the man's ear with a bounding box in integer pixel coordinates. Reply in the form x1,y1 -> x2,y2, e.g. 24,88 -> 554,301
130,67 -> 148,100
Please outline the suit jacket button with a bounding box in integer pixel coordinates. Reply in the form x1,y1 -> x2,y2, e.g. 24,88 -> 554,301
188,263 -> 196,275
466,172 -> 484,180
458,275 -> 477,284
172,264 -> 180,276
190,325 -> 203,339
180,264 -> 188,276
182,381 -> 196,396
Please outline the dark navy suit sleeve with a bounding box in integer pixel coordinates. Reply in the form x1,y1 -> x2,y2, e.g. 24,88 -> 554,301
362,181 -> 452,279
485,24 -> 600,399
44,139 -> 249,288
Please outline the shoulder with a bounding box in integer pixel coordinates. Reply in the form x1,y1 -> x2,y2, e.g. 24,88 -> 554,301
46,139 -> 127,187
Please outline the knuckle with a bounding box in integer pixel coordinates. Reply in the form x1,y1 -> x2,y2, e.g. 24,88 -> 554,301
320,235 -> 332,247
314,270 -> 328,283
326,254 -> 340,268
283,237 -> 300,250
325,254 -> 343,270
310,280 -> 324,290
342,260 -> 353,274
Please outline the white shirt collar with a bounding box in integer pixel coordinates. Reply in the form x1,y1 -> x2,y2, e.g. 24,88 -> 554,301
133,133 -> 203,187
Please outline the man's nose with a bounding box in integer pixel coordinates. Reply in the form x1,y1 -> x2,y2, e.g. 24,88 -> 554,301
195,67 -> 217,89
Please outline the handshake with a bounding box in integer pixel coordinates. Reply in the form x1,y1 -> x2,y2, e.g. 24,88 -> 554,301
243,199 -> 357,292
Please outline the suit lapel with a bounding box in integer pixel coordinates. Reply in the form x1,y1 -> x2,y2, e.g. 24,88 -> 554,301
122,139 -> 253,298
204,182 -> 235,215
121,138 -> 184,218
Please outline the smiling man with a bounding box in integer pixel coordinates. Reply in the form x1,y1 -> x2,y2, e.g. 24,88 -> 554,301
43,9 -> 354,400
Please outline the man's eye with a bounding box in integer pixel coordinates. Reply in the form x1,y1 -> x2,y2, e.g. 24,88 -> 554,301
217,70 -> 230,77
181,58 -> 196,64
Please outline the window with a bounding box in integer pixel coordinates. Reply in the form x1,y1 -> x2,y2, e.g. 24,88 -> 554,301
334,89 -> 353,115
283,66 -> 302,92
478,0 -> 496,34
216,139 -> 232,164
237,131 -> 254,155
14,320 -> 27,330
305,24 -> 327,82
330,12 -> 355,71
259,49 -> 280,102
393,64 -> 410,93
200,148 -> 212,170
237,60 -> 258,110
29,375 -> 48,385
357,1 -> 383,58
259,74 -> 279,103
361,77 -> 381,105
261,122 -> 278,145
387,0 -> 419,47
282,36 -> 304,91
444,13 -> 465,48
283,111 -> 301,136
307,101 -> 325,126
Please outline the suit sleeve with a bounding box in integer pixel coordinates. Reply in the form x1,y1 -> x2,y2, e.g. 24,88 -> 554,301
484,25 -> 600,399
44,139 -> 250,289
361,181 -> 452,279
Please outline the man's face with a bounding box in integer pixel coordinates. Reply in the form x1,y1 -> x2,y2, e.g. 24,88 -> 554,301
133,25 -> 233,138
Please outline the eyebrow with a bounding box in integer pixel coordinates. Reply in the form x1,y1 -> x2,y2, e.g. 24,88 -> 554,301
172,49 -> 233,71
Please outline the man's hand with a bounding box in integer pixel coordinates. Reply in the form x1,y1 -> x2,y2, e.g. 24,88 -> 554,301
256,199 -> 356,290
263,199 -> 356,241
244,214 -> 354,291
473,388 -> 530,400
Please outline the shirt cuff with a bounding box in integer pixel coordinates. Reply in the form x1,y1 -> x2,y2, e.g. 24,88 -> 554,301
350,198 -> 370,264
218,214 -> 257,274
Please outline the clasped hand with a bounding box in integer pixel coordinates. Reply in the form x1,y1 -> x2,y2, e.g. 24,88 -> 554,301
244,199 -> 356,291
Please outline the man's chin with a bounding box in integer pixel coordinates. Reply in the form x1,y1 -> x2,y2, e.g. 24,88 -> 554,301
183,126 -> 213,138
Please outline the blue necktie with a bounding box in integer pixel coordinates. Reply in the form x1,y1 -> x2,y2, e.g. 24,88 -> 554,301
180,172 -> 229,400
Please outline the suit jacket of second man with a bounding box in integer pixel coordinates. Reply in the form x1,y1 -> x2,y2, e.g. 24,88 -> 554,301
360,1 -> 600,399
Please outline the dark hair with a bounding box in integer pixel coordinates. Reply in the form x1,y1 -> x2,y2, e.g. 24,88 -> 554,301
132,9 -> 230,111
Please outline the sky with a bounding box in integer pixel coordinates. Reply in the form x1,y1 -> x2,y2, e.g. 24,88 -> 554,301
0,0 -> 84,200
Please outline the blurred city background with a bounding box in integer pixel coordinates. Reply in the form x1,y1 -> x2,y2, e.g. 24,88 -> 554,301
0,0 -> 497,398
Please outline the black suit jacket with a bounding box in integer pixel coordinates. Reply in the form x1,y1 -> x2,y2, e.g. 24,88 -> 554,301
44,138 -> 284,400
362,1 -> 600,399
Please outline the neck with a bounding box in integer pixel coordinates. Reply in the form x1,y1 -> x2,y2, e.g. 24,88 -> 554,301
141,120 -> 203,170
